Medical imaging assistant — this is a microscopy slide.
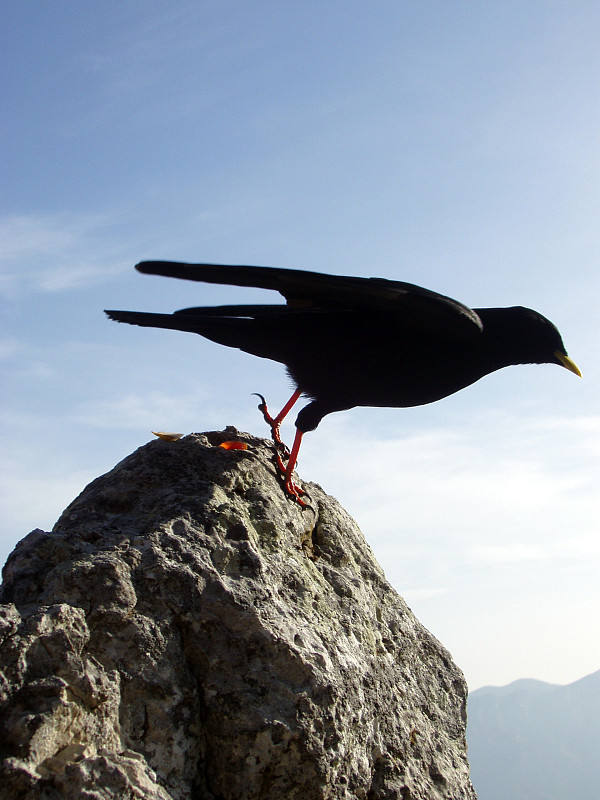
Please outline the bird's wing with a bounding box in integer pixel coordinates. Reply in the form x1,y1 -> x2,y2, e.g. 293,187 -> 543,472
135,261 -> 482,338
172,304 -> 291,318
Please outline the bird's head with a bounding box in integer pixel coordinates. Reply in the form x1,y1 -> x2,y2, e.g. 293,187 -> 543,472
509,307 -> 581,376
477,306 -> 581,376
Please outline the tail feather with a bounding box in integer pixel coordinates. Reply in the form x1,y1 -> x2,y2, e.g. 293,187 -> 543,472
105,310 -> 205,333
104,308 -> 287,363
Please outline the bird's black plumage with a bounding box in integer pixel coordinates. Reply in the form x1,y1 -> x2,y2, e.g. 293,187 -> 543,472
106,261 -> 579,502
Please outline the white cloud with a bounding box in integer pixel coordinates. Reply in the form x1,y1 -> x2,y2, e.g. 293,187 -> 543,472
0,445 -> 99,569
74,389 -> 211,431
0,213 -> 131,294
0,339 -> 20,360
0,213 -> 79,260
468,543 -> 552,565
0,468 -> 91,533
298,411 -> 600,575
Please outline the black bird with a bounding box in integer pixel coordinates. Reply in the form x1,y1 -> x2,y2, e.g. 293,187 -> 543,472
106,261 -> 580,504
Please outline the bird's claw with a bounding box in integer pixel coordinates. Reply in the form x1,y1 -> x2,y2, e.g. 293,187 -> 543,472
274,452 -> 304,494
252,392 -> 268,413
282,474 -> 307,506
285,482 -> 307,507
252,392 -> 285,447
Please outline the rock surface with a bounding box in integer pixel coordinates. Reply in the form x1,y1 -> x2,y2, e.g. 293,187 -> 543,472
0,428 -> 476,799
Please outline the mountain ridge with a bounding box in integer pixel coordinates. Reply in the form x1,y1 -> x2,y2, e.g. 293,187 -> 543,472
467,668 -> 600,800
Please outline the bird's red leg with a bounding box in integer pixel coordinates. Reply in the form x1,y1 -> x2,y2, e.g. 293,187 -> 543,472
282,427 -> 306,506
253,389 -> 307,504
253,389 -> 301,450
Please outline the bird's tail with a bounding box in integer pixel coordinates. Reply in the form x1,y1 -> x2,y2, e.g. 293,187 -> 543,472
104,308 -> 288,364
105,309 -> 207,333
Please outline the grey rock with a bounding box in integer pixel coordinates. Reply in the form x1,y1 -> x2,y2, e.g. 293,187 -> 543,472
0,428 -> 476,799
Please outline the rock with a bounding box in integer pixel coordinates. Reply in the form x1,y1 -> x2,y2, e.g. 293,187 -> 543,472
0,428 -> 476,799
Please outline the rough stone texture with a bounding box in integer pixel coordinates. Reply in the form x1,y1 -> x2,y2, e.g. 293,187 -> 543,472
0,428 -> 476,799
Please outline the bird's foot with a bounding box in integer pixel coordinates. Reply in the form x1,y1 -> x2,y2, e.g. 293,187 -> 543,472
266,438 -> 305,506
284,479 -> 307,507
279,430 -> 308,508
252,391 -> 307,507
281,471 -> 307,507
274,451 -> 305,498
252,393 -> 287,449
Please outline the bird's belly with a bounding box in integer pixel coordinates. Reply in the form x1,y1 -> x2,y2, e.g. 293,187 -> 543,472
287,342 -> 489,411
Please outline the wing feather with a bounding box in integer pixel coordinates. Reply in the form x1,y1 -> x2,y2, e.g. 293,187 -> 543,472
136,261 -> 482,338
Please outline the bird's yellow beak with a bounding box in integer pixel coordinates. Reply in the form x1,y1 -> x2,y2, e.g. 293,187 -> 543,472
555,351 -> 582,377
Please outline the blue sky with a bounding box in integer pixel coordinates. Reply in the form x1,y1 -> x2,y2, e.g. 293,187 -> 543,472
2,1 -> 599,690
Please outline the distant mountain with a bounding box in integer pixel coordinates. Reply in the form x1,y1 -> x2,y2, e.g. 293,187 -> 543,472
467,669 -> 600,800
